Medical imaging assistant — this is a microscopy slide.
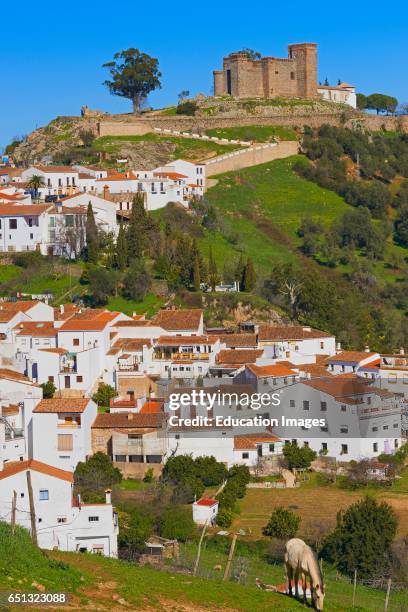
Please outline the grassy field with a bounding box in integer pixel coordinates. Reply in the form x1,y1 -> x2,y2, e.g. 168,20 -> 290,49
1,521 -> 406,611
92,133 -> 242,162
106,294 -> 165,317
0,262 -> 82,301
232,471 -> 408,538
205,126 -> 298,142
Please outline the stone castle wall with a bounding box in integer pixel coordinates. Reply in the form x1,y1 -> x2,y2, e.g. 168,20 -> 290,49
97,113 -> 408,137
204,141 -> 299,176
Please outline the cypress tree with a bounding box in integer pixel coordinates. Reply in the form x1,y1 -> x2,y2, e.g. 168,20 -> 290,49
116,222 -> 128,270
193,256 -> 201,291
127,192 -> 147,261
85,202 -> 99,263
208,246 -> 219,291
242,257 -> 256,291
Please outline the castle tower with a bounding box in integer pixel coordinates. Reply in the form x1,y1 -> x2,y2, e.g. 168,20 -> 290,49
288,43 -> 317,98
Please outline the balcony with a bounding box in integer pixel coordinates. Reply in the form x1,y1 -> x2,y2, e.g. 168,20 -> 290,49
154,352 -> 209,361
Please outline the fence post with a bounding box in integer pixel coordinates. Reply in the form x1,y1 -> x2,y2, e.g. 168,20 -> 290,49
223,533 -> 238,582
193,520 -> 208,576
352,569 -> 357,607
384,577 -> 392,611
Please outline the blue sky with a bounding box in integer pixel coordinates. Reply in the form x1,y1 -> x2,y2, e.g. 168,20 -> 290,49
0,0 -> 407,150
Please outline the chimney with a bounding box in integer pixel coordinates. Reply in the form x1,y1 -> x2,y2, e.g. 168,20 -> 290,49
336,342 -> 341,351
59,304 -> 64,315
302,326 -> 312,332
103,185 -> 110,199
400,348 -> 405,356
364,346 -> 370,353
127,413 -> 133,421
105,489 -> 112,504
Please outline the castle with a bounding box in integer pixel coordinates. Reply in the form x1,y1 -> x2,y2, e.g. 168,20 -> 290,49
213,43 -> 356,108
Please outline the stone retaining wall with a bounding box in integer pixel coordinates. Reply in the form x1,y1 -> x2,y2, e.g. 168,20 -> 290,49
204,140 -> 299,176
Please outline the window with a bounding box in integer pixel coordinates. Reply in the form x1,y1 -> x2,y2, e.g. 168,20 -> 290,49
393,423 -> 399,428
303,400 -> 309,410
289,400 -> 295,408
372,426 -> 378,432
242,452 -> 249,459
290,71 -> 295,80
57,517 -> 67,523
175,434 -> 180,440
76,376 -> 83,383
395,439 -> 399,448
340,426 -> 348,434
73,338 -> 80,346
58,178 -> 62,187
383,425 -> 389,430
114,455 -> 126,462
303,441 -> 309,448
58,434 -> 73,451
9,219 -> 17,229
39,489 -> 49,501
65,215 -> 74,227
367,397 -> 371,405
321,442 -> 328,451
269,443 -> 275,452
88,516 -> 99,522
48,376 -> 54,383
373,442 -> 378,452
320,342 -> 324,349
30,233 -> 33,240
341,444 -> 348,455
341,405 -> 346,412
320,402 -> 327,411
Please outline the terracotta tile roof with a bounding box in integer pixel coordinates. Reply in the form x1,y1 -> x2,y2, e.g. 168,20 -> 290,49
218,333 -> 257,348
107,338 -> 151,355
0,459 -> 73,483
59,318 -> 111,331
302,377 -> 385,399
156,335 -> 216,346
113,320 -> 151,327
1,404 -> 19,416
153,171 -> 188,180
258,325 -> 332,341
33,398 -> 91,413
92,412 -> 165,429
140,399 -> 164,414
0,368 -> 31,382
246,364 -> 298,378
13,321 -> 56,337
0,204 -> 51,216
33,165 -> 76,173
0,191 -> 27,201
0,300 -> 41,312
234,432 -> 281,449
216,349 -> 263,365
38,347 -> 68,354
54,304 -> 79,321
194,498 -> 218,507
328,351 -> 378,363
151,309 -> 203,331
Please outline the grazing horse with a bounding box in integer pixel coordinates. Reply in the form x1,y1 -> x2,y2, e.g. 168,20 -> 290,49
284,538 -> 325,610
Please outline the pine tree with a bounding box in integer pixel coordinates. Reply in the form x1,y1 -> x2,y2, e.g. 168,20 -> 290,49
193,256 -> 201,291
85,202 -> 99,263
116,222 -> 128,270
208,246 -> 219,291
324,77 -> 329,86
242,258 -> 256,291
127,192 -> 147,261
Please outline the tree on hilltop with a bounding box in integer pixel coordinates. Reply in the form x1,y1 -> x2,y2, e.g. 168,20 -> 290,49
102,48 -> 162,114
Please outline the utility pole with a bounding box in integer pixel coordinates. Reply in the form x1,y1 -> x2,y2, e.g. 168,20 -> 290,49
352,569 -> 357,607
384,577 -> 392,611
223,533 -> 238,582
193,520 -> 208,577
26,471 -> 38,546
11,490 -> 17,535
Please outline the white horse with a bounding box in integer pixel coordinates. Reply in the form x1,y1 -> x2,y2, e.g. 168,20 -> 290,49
284,538 -> 325,610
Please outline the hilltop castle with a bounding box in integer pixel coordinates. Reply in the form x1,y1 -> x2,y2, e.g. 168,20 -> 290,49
213,43 -> 356,108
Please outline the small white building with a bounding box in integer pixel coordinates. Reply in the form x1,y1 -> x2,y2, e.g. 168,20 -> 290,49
31,398 -> 97,471
192,498 -> 219,526
21,166 -> 80,199
317,83 -> 357,108
0,459 -> 118,556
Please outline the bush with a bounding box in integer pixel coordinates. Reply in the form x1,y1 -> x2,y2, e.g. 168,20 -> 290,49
143,467 -> 155,483
282,443 -> 317,470
158,506 -> 195,541
322,496 -> 397,578
92,383 -> 117,407
216,508 -> 233,528
118,503 -> 154,554
176,101 -> 198,116
74,452 -> 122,493
13,251 -> 44,268
262,506 -> 301,539
40,380 -> 56,399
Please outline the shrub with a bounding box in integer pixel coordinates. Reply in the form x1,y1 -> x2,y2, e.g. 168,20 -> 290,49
322,496 -> 397,578
158,506 -> 195,541
216,508 -> 233,528
176,101 -> 198,116
282,443 -> 317,470
74,452 -> 122,493
40,380 -> 56,399
143,467 -> 155,483
262,506 -> 301,539
92,382 -> 117,407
